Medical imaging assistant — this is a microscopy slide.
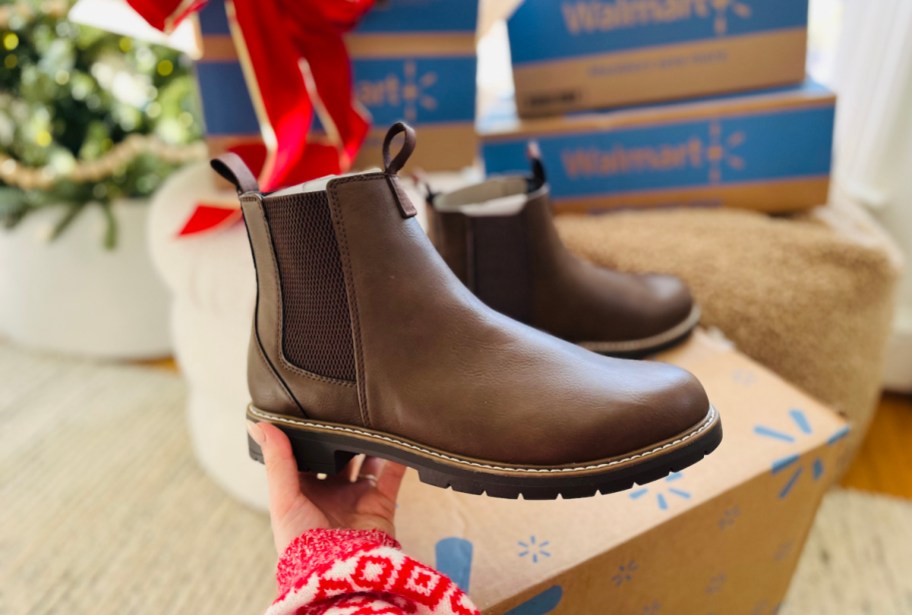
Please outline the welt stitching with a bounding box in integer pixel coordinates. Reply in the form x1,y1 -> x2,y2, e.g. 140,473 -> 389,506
248,405 -> 718,474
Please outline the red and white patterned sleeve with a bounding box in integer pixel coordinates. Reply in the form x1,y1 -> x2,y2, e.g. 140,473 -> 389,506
265,528 -> 480,615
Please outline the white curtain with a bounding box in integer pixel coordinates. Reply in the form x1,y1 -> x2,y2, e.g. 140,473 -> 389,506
825,0 -> 912,391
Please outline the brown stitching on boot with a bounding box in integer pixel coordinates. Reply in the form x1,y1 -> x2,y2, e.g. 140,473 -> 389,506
326,175 -> 387,428
279,359 -> 357,386
249,193 -> 357,388
253,330 -> 306,414
242,194 -> 285,380
248,405 -> 718,474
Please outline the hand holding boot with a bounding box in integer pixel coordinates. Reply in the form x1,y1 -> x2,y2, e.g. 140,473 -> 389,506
248,421 -> 407,554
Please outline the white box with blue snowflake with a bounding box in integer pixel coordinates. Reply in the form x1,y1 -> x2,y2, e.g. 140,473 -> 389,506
391,330 -> 850,614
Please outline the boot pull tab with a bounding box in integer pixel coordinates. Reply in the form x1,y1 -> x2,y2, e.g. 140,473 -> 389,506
382,122 -> 419,218
382,122 -> 417,175
210,152 -> 260,195
526,141 -> 547,190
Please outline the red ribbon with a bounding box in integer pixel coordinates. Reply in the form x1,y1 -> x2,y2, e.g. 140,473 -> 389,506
127,0 -> 374,234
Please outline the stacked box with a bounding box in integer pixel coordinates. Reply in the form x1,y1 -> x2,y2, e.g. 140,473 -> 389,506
508,0 -> 809,117
344,0 -> 479,171
194,0 -> 479,184
481,81 -> 835,213
193,1 -> 269,177
394,332 -> 851,613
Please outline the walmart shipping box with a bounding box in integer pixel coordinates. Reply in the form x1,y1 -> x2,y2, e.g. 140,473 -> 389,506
194,0 -> 479,179
508,0 -> 809,117
480,81 -> 835,214
394,331 -> 849,613
346,0 -> 479,171
193,1 -> 268,173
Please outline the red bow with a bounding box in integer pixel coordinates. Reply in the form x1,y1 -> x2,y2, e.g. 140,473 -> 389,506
128,0 -> 374,233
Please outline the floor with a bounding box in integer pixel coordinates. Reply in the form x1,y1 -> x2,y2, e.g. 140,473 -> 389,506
841,392 -> 912,499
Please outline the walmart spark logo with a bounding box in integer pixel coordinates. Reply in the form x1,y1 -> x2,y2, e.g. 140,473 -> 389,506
629,471 -> 692,511
517,535 -> 551,564
355,60 -> 438,123
754,408 -> 850,499
707,120 -> 746,183
561,0 -> 752,36
708,0 -> 752,35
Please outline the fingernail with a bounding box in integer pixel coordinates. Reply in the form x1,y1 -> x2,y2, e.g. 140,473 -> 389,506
246,420 -> 266,446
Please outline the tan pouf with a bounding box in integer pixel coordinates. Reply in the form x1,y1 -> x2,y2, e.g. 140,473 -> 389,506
556,202 -> 900,452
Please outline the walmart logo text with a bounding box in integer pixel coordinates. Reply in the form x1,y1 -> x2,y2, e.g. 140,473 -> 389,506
562,0 -> 752,36
562,139 -> 704,177
561,122 -> 746,182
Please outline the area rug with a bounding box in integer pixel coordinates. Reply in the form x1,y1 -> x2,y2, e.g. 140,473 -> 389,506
1,344 -> 909,614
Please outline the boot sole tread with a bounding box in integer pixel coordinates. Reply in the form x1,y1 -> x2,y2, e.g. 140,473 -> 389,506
246,404 -> 722,500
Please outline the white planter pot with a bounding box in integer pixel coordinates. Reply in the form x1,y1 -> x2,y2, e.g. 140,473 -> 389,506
0,200 -> 171,359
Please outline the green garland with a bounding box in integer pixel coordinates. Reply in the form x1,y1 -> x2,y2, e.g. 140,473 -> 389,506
0,0 -> 203,248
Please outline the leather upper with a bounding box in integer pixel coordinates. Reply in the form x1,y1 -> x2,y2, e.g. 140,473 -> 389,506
428,184 -> 696,344
242,172 -> 710,466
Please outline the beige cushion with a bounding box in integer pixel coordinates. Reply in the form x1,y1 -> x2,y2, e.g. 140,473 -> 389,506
556,202 -> 900,453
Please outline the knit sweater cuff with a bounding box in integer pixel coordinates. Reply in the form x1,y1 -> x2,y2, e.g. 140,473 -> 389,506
267,528 -> 480,615
276,528 -> 400,595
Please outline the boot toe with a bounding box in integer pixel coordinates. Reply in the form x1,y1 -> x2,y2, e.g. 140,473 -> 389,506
634,362 -> 712,446
580,360 -> 712,462
642,273 -> 696,334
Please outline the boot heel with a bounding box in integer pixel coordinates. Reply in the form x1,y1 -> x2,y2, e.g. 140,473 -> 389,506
247,426 -> 356,475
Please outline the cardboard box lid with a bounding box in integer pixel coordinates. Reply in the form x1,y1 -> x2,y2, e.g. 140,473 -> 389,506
478,80 -> 835,140
392,331 -> 849,610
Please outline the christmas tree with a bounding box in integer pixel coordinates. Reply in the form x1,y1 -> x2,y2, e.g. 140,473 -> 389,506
0,0 -> 203,247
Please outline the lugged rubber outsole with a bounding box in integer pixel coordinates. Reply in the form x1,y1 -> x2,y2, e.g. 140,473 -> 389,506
247,404 -> 722,500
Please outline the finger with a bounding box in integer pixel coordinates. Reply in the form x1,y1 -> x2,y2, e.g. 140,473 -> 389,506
345,454 -> 366,483
365,457 -> 408,502
357,456 -> 383,487
251,422 -> 305,518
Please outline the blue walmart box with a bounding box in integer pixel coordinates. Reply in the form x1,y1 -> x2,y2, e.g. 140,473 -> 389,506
195,0 -> 479,175
345,32 -> 478,170
508,0 -> 808,117
345,0 -> 479,169
480,81 -> 835,213
354,0 -> 478,34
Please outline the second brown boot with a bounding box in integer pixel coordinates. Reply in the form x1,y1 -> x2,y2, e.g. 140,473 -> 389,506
426,158 -> 700,357
214,122 -> 721,500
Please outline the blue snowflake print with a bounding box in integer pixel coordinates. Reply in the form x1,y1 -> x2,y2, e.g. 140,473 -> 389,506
754,408 -> 850,499
517,535 -> 551,564
612,559 -> 638,587
642,600 -> 662,614
731,368 -> 757,386
773,539 -> 794,562
629,472 -> 692,511
717,505 -> 740,530
705,573 -> 726,594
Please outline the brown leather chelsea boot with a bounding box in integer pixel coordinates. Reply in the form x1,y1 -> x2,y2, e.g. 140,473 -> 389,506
425,158 -> 700,357
213,122 -> 721,500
